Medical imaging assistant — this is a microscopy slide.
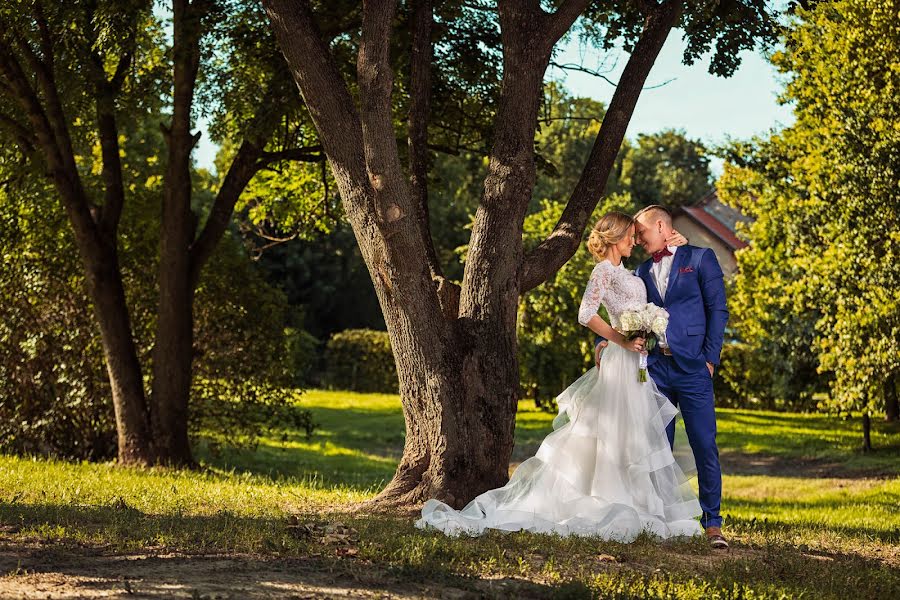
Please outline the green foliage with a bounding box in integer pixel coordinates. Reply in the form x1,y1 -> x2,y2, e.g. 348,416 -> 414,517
323,329 -> 399,394
0,180 -> 116,460
717,0 -> 900,423
253,223 -> 387,339
283,327 -> 322,388
620,129 -> 712,209
532,84 -> 620,211
576,0 -> 779,77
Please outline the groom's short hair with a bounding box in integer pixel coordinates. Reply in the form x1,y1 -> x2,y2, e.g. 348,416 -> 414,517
634,204 -> 673,226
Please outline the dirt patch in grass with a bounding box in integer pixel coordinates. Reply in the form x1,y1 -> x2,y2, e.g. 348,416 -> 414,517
0,540 -> 556,599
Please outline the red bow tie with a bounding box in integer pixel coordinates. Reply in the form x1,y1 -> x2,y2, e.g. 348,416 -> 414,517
652,248 -> 673,263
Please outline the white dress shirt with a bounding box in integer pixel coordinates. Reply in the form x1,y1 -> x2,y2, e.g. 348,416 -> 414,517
650,245 -> 678,302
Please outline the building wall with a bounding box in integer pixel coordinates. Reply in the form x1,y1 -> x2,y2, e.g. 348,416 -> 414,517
672,216 -> 739,276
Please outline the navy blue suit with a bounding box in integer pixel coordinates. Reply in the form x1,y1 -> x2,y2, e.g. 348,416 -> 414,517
596,245 -> 728,528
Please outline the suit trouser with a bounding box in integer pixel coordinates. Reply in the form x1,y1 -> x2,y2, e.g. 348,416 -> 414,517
648,355 -> 723,529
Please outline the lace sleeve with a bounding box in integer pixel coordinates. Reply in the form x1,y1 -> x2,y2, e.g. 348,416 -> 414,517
578,262 -> 611,327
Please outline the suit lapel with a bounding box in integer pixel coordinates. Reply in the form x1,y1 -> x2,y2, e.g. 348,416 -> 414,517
638,260 -> 663,306
665,247 -> 690,301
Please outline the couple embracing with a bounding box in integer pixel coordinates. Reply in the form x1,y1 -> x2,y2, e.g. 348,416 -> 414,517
416,205 -> 729,549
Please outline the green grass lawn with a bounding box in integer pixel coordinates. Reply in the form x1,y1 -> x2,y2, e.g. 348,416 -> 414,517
1,389 -> 898,599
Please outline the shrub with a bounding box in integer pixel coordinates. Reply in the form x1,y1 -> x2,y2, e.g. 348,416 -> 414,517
323,329 -> 398,393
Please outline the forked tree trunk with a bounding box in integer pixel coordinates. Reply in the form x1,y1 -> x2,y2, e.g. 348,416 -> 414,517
264,0 -> 682,507
364,239 -> 521,507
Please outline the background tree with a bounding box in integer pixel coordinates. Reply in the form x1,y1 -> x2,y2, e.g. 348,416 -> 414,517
718,0 -> 899,448
0,133 -> 313,460
0,0 -> 324,465
620,128 -> 711,208
263,0 -> 777,507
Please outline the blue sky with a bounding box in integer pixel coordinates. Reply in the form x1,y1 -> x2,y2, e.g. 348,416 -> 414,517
195,26 -> 795,177
551,30 -> 795,175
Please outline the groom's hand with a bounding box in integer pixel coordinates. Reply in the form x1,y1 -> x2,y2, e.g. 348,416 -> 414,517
707,362 -> 715,377
595,341 -> 608,367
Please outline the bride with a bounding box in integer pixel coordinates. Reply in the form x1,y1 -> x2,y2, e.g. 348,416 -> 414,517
415,211 -> 704,541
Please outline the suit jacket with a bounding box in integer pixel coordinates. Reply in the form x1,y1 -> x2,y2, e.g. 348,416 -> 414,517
595,245 -> 729,374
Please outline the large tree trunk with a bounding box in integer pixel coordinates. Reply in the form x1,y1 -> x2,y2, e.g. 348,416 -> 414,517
264,0 -> 682,508
375,317 -> 519,508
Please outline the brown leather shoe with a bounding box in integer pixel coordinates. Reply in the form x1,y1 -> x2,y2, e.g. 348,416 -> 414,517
706,526 -> 729,549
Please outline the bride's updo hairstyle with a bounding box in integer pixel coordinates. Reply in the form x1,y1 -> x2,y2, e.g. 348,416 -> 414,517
587,211 -> 634,261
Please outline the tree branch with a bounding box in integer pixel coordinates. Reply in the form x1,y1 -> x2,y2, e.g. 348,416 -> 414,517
12,29 -> 78,179
519,0 -> 684,294
0,112 -> 37,153
541,0 -> 592,49
0,41 -> 68,180
189,139 -> 262,284
258,145 -> 324,164
0,40 -> 104,259
359,0 -> 414,234
407,0 -> 443,279
550,60 -> 617,87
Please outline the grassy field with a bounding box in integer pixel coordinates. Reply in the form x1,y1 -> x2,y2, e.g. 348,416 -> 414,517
0,389 -> 898,598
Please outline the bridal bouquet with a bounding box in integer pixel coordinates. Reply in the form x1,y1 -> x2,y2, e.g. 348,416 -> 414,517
619,304 -> 669,382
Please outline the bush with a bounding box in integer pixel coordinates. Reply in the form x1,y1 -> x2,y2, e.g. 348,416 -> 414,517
283,327 -> 322,388
323,329 -> 398,393
715,342 -> 822,411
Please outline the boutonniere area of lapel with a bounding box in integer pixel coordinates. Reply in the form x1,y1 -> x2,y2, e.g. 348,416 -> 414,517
678,266 -> 695,274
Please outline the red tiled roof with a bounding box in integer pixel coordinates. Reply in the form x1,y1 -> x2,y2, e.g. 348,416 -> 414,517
680,205 -> 748,251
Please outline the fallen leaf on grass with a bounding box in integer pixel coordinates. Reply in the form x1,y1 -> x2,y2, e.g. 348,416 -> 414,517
597,554 -> 617,563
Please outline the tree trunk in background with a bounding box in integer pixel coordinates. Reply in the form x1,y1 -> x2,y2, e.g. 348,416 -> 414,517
862,413 -> 872,452
150,0 -> 202,466
885,376 -> 899,422
86,250 -> 157,465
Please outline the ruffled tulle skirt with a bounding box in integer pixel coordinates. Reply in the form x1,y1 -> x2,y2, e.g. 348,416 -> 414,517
414,344 -> 703,541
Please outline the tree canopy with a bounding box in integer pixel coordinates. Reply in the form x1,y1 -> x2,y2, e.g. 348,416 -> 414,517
718,0 -> 900,445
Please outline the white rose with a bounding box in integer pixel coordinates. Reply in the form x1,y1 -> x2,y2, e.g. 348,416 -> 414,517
620,312 -> 640,332
651,316 -> 668,337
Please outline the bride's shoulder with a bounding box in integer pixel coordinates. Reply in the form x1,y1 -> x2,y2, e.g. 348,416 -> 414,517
590,259 -> 616,277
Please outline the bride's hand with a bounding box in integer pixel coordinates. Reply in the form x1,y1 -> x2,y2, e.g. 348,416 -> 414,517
622,336 -> 645,353
666,229 -> 689,247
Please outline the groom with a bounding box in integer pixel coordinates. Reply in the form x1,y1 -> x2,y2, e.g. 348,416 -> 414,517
596,205 -> 729,548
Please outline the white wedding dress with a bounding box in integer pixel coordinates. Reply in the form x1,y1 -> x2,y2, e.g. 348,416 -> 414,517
415,259 -> 703,541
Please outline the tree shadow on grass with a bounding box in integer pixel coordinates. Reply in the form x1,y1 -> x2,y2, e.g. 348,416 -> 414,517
0,503 -> 562,599
0,502 -> 897,599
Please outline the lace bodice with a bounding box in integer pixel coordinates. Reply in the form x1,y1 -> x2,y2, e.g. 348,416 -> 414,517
577,260 -> 647,330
